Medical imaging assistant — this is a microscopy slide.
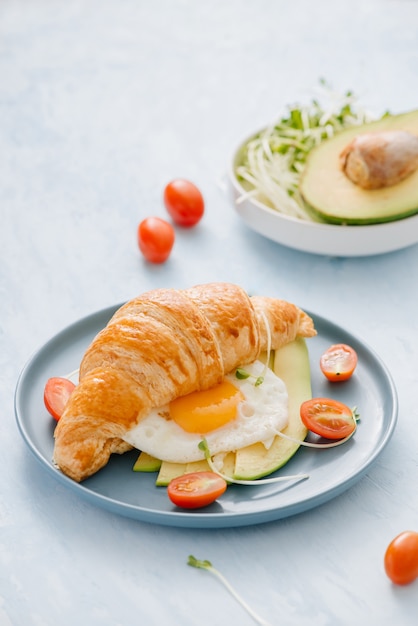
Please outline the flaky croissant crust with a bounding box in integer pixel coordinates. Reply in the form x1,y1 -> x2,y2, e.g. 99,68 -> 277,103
53,283 -> 316,482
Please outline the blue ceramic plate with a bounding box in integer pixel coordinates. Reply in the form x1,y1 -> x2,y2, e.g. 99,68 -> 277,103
15,305 -> 398,528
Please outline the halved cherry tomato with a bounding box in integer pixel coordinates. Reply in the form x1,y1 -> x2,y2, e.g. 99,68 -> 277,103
167,471 -> 227,509
384,531 -> 418,585
44,377 -> 76,421
300,398 -> 357,440
137,217 -> 175,263
163,179 -> 204,227
320,344 -> 358,382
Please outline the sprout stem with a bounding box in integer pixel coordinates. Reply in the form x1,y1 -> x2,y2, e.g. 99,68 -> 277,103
258,310 -> 272,385
274,422 -> 357,449
235,311 -> 271,387
65,368 -> 80,383
198,440 -> 309,485
188,556 -> 273,626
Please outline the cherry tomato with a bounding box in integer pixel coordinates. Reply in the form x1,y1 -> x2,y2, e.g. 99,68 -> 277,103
384,531 -> 418,585
320,344 -> 358,382
137,217 -> 175,264
163,179 -> 204,227
44,377 -> 76,421
300,398 -> 357,440
167,471 -> 227,509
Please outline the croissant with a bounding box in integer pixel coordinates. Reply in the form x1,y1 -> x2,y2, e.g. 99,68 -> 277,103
53,282 -> 316,482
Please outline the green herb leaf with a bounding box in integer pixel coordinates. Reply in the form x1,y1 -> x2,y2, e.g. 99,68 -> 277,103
188,555 -> 212,570
198,439 -> 210,460
235,368 -> 251,380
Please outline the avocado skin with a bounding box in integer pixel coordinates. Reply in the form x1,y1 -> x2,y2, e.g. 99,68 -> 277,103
233,338 -> 311,480
300,110 -> 418,225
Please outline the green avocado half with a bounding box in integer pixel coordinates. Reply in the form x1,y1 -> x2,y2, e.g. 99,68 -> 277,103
299,109 -> 418,225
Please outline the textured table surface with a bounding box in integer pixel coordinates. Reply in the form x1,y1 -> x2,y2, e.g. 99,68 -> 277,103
1,1 -> 418,624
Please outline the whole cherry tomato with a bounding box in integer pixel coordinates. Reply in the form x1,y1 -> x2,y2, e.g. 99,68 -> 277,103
320,344 -> 358,382
384,531 -> 418,585
163,179 -> 204,227
137,217 -> 175,263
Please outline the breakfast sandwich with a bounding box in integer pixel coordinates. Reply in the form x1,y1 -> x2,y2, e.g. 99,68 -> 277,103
53,282 -> 316,482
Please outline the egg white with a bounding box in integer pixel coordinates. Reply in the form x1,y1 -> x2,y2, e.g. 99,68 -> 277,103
122,360 -> 288,464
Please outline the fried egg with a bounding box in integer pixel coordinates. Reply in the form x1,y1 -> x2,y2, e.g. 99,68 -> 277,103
122,360 -> 288,463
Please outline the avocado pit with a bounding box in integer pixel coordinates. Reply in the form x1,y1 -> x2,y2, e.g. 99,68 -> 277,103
339,130 -> 418,190
299,109 -> 418,224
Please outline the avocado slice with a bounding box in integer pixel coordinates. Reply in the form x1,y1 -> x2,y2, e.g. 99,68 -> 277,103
156,461 -> 187,486
133,451 -> 162,472
300,110 -> 418,224
155,453 -> 237,486
233,338 -> 311,480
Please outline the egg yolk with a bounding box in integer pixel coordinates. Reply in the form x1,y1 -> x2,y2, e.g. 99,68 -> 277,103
169,380 -> 244,434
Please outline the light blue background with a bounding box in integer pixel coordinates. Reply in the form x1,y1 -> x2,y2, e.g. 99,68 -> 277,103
2,2 -> 418,624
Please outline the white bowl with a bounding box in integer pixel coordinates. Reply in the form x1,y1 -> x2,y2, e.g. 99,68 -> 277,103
228,133 -> 418,258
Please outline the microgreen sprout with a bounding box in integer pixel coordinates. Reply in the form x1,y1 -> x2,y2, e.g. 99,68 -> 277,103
64,368 -> 80,383
235,310 -> 272,388
235,368 -> 264,386
235,80 -> 377,220
198,439 -> 309,485
188,555 -> 273,626
235,368 -> 251,380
